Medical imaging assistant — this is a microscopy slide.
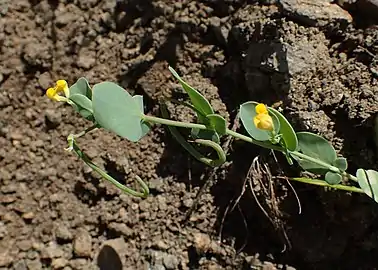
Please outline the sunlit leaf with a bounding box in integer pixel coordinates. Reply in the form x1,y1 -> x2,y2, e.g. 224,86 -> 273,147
357,169 -> 378,203
92,82 -> 150,142
70,77 -> 92,99
240,101 -> 280,141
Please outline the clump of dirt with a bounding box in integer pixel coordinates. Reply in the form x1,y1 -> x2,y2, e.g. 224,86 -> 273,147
1,0 -> 378,269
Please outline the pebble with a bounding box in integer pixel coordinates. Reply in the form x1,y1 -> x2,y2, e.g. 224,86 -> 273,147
73,228 -> 92,257
163,254 -> 179,270
17,239 -> 32,251
77,49 -> 96,70
13,260 -> 27,270
51,258 -> 68,269
278,0 -> 352,26
26,259 -> 42,270
45,109 -> 61,128
108,222 -> 133,237
55,225 -> 73,241
40,241 -> 64,259
22,212 -> 35,221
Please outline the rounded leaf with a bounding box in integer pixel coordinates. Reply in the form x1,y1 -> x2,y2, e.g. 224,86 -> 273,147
357,169 -> 378,203
207,114 -> 227,136
294,132 -> 337,174
325,172 -> 342,185
268,107 -> 298,151
333,157 -> 348,171
92,82 -> 150,142
240,101 -> 280,141
70,77 -> 92,99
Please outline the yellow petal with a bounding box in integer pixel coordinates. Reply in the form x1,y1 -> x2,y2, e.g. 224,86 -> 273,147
255,103 -> 268,114
55,80 -> 70,98
254,113 -> 273,131
46,88 -> 57,100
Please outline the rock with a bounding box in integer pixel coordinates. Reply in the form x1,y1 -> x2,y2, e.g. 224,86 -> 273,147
22,41 -> 52,69
26,260 -> 42,270
97,238 -> 126,270
162,254 -> 179,270
77,49 -> 96,70
38,72 -> 52,90
13,260 -> 27,270
17,239 -> 32,251
193,233 -> 211,253
51,258 -> 68,269
55,225 -> 73,241
278,0 -> 352,27
73,228 -> 92,257
40,241 -> 64,259
22,212 -> 35,221
0,222 -> 7,239
108,222 -> 133,237
45,109 -> 61,129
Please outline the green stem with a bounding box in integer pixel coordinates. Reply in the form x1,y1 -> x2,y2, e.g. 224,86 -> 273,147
289,177 -> 363,193
143,115 -> 358,183
73,124 -> 98,139
143,115 -> 208,130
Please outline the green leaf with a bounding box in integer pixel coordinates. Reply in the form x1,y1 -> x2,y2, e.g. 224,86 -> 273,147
70,77 -> 92,99
191,128 -> 220,144
357,169 -> 378,203
294,132 -> 337,174
68,94 -> 93,120
239,101 -> 280,141
333,157 -> 348,171
169,66 -> 214,123
207,114 -> 227,136
92,82 -> 150,142
325,172 -> 342,185
268,107 -> 298,151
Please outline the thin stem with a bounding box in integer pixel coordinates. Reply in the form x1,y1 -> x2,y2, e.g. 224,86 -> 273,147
143,115 -> 208,130
73,124 -> 98,139
287,177 -> 364,193
289,151 -> 341,174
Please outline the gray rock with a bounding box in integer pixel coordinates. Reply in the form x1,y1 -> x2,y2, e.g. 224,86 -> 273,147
73,228 -> 92,257
13,260 -> 27,270
278,0 -> 352,26
38,72 -> 52,90
40,241 -> 64,259
51,258 -> 68,269
77,49 -> 96,70
55,225 -> 73,241
45,109 -> 61,128
162,254 -> 179,270
26,259 -> 42,270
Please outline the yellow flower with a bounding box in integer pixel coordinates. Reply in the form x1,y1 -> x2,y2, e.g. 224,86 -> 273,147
253,103 -> 274,131
46,80 -> 70,102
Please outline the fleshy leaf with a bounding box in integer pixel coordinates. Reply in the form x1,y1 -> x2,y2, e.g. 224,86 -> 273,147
357,169 -> 378,203
325,172 -> 342,185
240,101 -> 280,141
294,132 -> 337,174
70,77 -> 92,99
169,66 -> 213,123
333,157 -> 348,172
69,94 -> 93,120
207,114 -> 227,136
268,107 -> 298,151
92,82 -> 150,142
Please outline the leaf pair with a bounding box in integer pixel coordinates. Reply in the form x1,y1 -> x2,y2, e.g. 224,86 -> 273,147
169,67 -> 226,142
68,78 -> 150,142
239,102 -> 298,151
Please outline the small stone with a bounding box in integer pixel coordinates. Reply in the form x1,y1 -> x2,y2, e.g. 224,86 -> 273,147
22,212 -> 35,221
108,222 -> 133,237
26,259 -> 42,270
41,242 -> 64,259
38,72 -> 51,90
51,258 -> 68,269
13,260 -> 27,270
77,49 -> 96,70
278,0 -> 352,26
45,109 -> 61,128
193,233 -> 211,253
73,228 -> 92,257
55,225 -> 73,241
163,254 -> 179,270
17,240 -> 32,251
69,259 -> 88,269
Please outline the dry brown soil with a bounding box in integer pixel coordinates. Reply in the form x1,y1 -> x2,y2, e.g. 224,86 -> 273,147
1,1 -> 378,269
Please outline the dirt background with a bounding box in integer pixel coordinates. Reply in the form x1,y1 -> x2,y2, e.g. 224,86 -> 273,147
1,0 -> 378,269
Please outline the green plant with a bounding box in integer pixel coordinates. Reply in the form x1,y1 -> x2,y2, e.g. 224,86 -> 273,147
45,68 -> 378,203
